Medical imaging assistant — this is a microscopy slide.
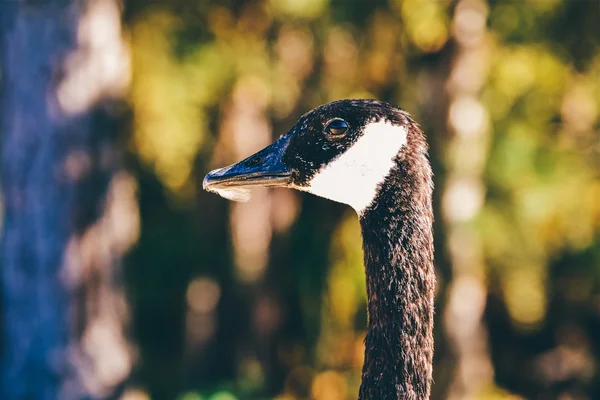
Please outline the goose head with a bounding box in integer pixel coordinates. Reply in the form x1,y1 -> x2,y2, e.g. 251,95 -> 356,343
203,99 -> 415,214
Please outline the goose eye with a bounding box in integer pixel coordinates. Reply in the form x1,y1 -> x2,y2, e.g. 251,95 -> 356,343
325,119 -> 349,136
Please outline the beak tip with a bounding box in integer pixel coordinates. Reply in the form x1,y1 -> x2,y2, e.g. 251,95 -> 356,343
202,173 -> 211,191
203,167 -> 225,191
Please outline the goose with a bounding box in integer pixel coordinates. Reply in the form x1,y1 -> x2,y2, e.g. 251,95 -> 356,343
203,99 -> 434,400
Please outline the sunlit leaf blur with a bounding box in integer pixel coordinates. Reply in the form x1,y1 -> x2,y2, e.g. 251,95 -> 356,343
15,0 -> 598,399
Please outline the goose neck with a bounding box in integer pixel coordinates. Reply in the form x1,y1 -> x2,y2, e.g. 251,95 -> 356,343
357,163 -> 435,400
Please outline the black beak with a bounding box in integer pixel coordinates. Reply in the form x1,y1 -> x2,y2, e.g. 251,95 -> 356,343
203,134 -> 293,196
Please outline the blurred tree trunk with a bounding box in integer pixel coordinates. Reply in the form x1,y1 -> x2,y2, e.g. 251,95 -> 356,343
441,0 -> 494,398
1,1 -> 136,399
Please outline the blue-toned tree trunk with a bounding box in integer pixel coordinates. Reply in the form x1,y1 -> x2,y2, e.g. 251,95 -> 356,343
1,1 -> 133,399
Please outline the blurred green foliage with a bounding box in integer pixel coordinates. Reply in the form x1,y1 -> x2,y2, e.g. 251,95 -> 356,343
120,0 -> 600,399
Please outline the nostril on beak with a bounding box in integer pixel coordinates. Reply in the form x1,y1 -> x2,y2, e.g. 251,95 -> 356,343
246,155 -> 263,167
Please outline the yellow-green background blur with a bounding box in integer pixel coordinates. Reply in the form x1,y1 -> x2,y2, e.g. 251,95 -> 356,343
118,0 -> 600,399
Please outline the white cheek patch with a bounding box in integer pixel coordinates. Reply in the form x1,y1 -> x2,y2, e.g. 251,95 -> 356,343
300,120 -> 407,213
